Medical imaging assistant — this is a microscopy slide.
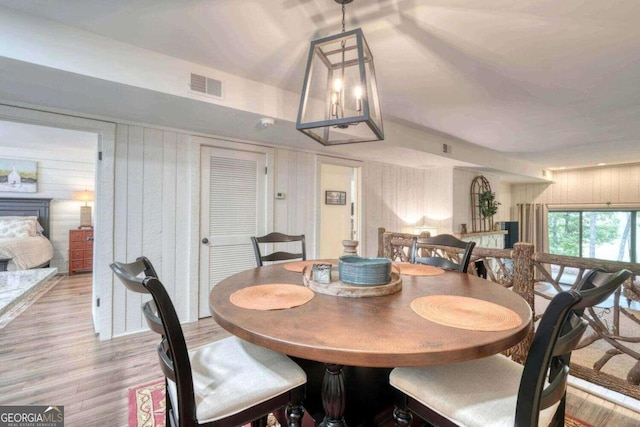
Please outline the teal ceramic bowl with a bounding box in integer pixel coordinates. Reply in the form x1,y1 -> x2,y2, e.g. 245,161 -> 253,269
338,256 -> 392,286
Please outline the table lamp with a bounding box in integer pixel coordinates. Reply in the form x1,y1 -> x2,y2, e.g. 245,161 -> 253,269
413,226 -> 438,237
72,190 -> 95,229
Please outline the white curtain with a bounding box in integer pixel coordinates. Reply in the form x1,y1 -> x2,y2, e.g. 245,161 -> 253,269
517,203 -> 549,253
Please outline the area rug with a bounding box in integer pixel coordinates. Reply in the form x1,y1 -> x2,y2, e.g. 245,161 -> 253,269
128,379 -> 594,427
566,415 -> 594,427
128,380 -> 288,427
128,379 -> 166,427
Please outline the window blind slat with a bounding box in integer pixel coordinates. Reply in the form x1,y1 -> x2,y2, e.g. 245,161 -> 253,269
209,157 -> 257,236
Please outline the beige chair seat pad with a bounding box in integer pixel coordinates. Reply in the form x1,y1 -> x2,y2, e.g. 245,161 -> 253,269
390,354 -> 559,427
167,336 -> 306,423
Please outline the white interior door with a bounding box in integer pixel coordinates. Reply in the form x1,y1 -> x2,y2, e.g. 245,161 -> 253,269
199,146 -> 267,318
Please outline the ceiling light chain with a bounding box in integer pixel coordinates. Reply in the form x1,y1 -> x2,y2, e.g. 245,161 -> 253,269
336,1 -> 347,122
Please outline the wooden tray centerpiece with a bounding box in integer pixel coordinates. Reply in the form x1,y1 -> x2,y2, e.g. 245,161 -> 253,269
302,256 -> 401,298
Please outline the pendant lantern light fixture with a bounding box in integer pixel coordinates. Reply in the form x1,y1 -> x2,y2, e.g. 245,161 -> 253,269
296,0 -> 384,145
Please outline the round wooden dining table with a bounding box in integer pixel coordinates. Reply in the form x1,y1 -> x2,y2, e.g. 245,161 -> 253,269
210,261 -> 532,427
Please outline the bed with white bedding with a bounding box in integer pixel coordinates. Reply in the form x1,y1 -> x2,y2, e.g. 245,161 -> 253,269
0,198 -> 53,272
0,235 -> 54,271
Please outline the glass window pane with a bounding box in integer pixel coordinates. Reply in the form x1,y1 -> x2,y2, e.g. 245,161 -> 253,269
636,212 -> 640,263
548,212 -> 580,257
581,211 -> 631,262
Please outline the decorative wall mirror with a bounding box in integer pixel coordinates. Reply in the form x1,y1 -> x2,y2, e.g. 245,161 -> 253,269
471,176 -> 499,232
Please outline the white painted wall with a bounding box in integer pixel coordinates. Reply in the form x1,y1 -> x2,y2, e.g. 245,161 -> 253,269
0,122 -> 97,273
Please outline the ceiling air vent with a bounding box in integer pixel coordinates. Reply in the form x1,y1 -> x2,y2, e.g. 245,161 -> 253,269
190,73 -> 222,98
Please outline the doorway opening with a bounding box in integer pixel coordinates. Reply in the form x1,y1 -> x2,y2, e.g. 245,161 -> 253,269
0,119 -> 98,270
0,107 -> 113,338
318,159 -> 362,259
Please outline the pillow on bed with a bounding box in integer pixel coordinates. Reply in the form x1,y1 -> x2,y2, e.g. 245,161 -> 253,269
0,218 -> 38,237
0,216 -> 44,234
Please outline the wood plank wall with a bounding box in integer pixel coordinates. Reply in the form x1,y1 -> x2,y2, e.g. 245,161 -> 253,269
273,148 -> 316,255
109,139 -> 640,337
512,164 -> 640,207
112,124 -> 197,336
4,118 -> 525,337
109,129 -> 446,335
362,163 -> 453,257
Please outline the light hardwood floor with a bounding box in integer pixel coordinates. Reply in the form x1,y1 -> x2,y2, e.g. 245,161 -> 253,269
0,273 -> 227,426
0,274 -> 638,426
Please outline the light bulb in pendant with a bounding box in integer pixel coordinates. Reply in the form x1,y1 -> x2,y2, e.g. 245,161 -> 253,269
331,79 -> 342,117
354,86 -> 362,112
333,78 -> 342,92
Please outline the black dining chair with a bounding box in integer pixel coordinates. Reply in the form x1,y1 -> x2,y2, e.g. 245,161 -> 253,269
410,234 -> 476,273
389,268 -> 632,427
111,255 -> 159,282
251,232 -> 306,267
110,256 -> 163,332
110,261 -> 307,427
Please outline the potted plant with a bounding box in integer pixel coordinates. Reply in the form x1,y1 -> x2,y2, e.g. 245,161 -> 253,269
478,190 -> 500,218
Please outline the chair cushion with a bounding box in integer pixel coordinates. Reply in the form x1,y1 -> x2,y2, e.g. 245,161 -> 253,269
167,336 -> 306,423
390,354 -> 559,427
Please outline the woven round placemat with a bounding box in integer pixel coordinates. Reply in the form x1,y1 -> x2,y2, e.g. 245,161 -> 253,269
283,260 -> 336,273
393,263 -> 445,276
410,295 -> 522,331
230,284 -> 314,310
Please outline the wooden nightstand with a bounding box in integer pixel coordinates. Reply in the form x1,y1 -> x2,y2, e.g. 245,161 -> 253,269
69,229 -> 93,275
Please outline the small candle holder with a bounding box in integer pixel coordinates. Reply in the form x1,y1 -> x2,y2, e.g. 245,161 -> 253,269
312,264 -> 332,284
342,239 -> 359,256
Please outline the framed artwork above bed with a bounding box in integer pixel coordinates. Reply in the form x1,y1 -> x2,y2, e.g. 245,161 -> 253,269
0,159 -> 37,193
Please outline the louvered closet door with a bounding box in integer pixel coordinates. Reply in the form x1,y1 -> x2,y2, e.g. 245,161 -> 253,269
199,146 -> 266,318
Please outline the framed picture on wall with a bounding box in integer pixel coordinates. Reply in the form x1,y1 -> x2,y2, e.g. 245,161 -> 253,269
325,190 -> 346,205
0,158 -> 37,193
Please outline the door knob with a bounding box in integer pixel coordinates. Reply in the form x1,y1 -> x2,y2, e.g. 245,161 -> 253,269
202,237 -> 209,244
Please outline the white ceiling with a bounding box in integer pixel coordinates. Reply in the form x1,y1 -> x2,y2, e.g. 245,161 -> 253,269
1,0 -> 640,171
